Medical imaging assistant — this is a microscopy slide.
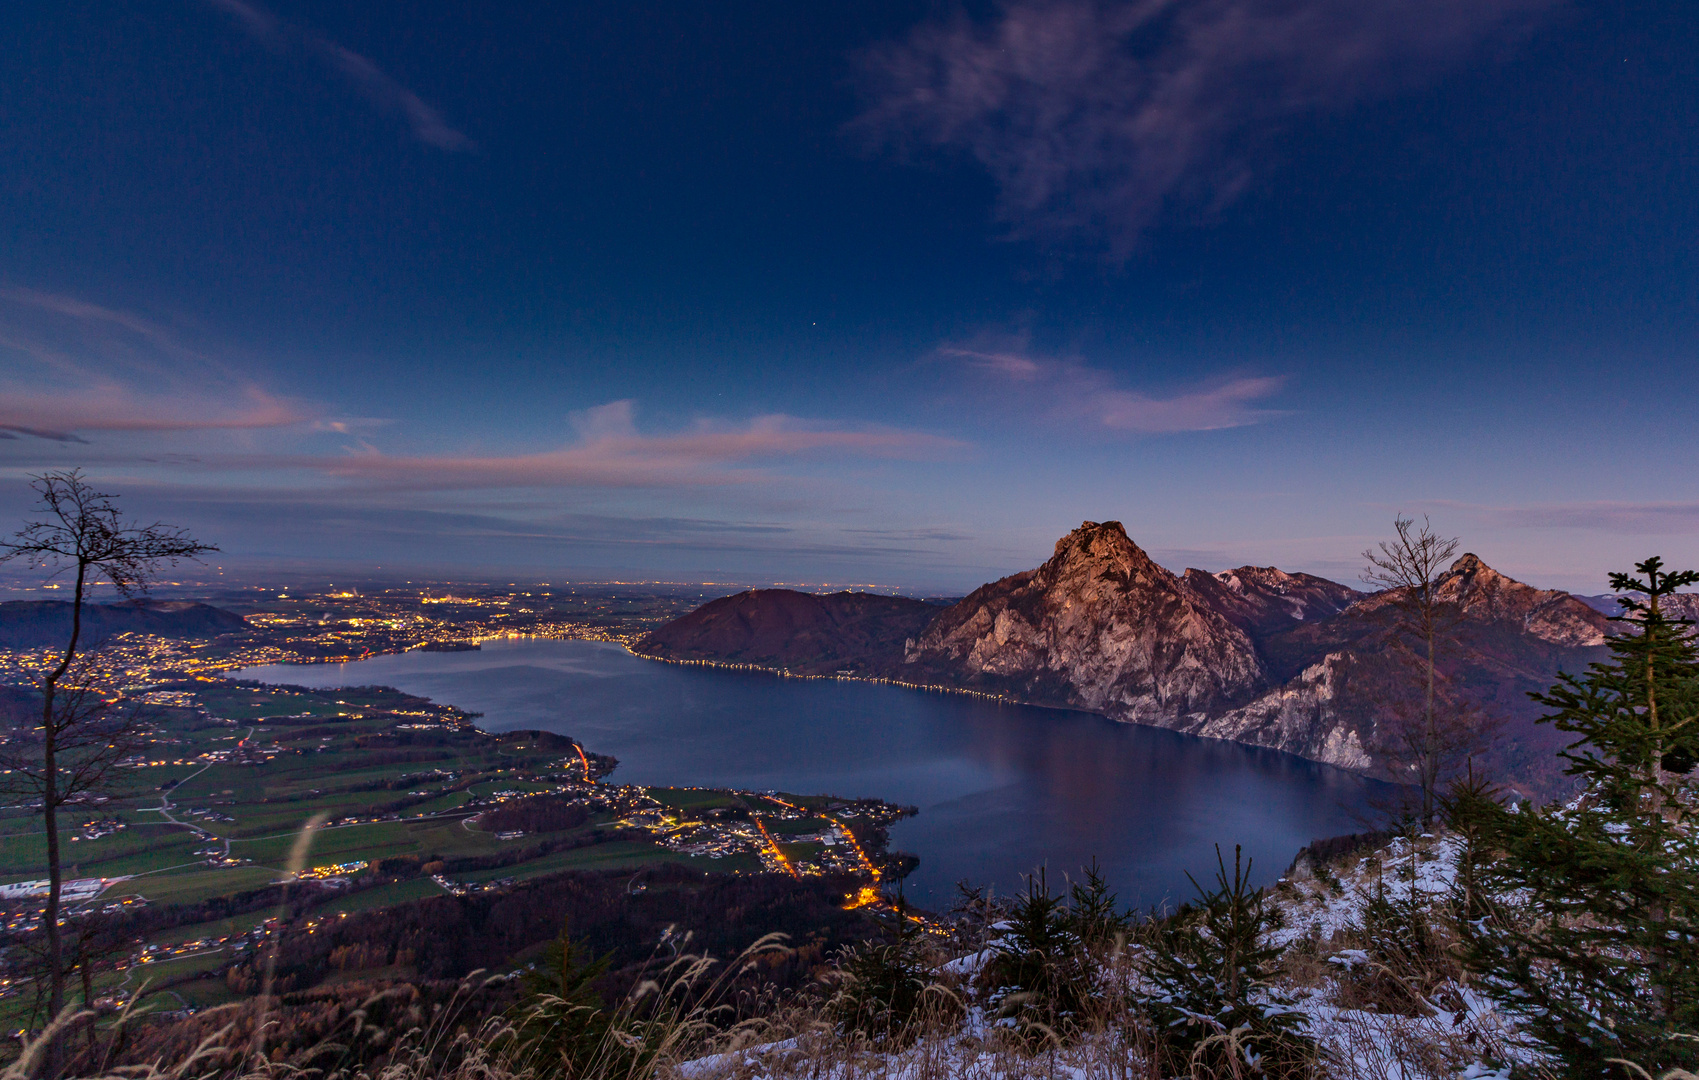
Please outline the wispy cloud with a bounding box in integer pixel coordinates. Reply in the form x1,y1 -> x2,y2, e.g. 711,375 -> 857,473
0,289 -> 960,493
942,346 -> 1284,432
0,287 -> 315,439
856,0 -> 1558,251
23,485 -> 976,579
284,400 -> 966,491
202,0 -> 474,152
0,389 -> 307,441
1440,500 -> 1699,534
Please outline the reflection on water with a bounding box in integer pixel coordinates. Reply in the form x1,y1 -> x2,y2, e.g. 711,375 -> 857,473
235,638 -> 1388,910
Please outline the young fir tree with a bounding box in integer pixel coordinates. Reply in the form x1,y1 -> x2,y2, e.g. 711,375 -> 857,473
1143,846 -> 1319,1078
510,920 -> 619,1076
1462,557 -> 1699,1077
828,906 -> 954,1044
984,869 -> 1095,1041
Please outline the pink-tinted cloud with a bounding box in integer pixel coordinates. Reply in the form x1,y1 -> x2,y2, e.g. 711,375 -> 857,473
0,287 -> 316,439
1092,374 -> 1285,432
0,287 -> 183,348
0,388 -> 309,441
291,402 -> 965,490
202,0 -> 474,152
0,289 -> 957,486
857,0 -> 1558,251
943,346 -> 1284,431
947,348 -> 1046,381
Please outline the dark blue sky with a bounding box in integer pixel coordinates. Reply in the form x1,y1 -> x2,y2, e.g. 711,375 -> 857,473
1,0 -> 1695,591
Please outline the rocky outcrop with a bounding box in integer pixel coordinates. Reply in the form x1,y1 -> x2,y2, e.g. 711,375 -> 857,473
1344,553 -> 1607,648
1180,652 -> 1373,770
1206,554 -> 1611,792
900,522 -> 1265,721
1180,565 -> 1360,643
635,589 -> 940,674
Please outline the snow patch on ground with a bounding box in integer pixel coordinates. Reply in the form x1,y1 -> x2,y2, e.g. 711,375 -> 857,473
675,833 -> 1535,1080
1269,835 -> 1461,948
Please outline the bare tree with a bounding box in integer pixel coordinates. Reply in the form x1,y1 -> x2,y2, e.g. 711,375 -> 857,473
1362,515 -> 1460,829
0,659 -> 151,1024
0,471 -> 215,1029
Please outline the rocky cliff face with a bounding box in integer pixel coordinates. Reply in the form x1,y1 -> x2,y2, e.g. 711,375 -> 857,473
1182,651 -> 1373,769
1180,565 -> 1360,642
901,521 -> 1265,721
1199,554 -> 1611,793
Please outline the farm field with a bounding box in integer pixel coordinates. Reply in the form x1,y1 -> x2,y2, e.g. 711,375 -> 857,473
0,676 -> 911,1023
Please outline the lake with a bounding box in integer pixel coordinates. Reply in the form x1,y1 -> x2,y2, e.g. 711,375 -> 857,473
234,638 -> 1389,911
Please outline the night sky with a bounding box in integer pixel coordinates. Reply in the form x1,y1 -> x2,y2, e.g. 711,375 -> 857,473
1,0 -> 1695,591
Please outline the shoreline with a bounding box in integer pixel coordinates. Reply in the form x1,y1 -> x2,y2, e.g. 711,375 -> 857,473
223,629 -> 1059,710
227,635 -> 1392,788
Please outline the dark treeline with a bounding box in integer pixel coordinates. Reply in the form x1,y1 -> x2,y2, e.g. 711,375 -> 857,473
83,977 -> 512,1077
477,795 -> 592,835
223,866 -> 876,999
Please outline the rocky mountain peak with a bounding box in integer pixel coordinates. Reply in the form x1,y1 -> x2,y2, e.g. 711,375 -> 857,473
1414,553 -> 1607,647
1034,520 -> 1178,592
905,520 -> 1265,721
1448,552 -> 1489,574
1435,552 -> 1508,600
1214,566 -> 1286,591
1182,565 -> 1359,642
1435,553 -> 1526,598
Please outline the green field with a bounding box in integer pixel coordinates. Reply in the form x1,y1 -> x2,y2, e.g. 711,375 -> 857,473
127,867 -> 281,906
0,674 -> 902,1028
769,816 -> 833,835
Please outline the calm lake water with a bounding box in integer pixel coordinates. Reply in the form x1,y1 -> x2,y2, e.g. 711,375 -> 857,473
235,638 -> 1388,911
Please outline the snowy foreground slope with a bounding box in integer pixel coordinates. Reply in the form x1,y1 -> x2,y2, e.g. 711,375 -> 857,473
1269,835 -> 1528,1079
675,834 -> 1539,1080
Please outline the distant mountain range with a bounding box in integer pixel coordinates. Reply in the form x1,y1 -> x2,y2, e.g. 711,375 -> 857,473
0,599 -> 249,650
640,521 -> 1643,796
1575,592 -> 1699,621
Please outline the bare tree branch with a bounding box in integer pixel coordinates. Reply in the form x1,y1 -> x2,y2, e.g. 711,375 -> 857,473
1362,515 -> 1463,829
0,470 -> 214,1043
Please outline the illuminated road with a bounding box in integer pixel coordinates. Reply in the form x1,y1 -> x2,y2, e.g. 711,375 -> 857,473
764,794 -> 882,880
836,824 -> 881,880
750,792 -> 894,910
753,817 -> 799,879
